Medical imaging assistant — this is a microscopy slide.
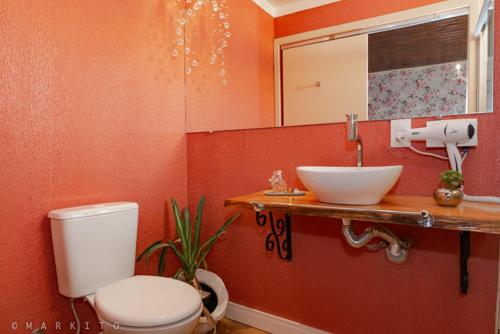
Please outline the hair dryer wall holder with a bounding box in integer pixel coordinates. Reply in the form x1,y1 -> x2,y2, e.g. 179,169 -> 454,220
390,117 -> 478,293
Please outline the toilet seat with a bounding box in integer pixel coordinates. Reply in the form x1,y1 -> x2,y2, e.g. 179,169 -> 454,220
98,307 -> 202,332
95,275 -> 202,328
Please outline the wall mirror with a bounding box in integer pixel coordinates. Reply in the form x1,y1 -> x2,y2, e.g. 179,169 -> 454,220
184,0 -> 494,132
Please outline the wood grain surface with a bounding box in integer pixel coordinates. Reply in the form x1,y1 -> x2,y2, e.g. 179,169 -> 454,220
217,318 -> 268,334
225,191 -> 500,234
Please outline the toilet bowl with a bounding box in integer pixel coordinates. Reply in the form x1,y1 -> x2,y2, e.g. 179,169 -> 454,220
86,276 -> 202,334
48,203 -> 202,334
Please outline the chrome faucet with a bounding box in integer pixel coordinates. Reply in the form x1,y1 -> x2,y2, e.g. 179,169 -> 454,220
346,113 -> 363,167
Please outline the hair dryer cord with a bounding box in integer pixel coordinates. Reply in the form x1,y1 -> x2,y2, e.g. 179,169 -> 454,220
463,193 -> 500,204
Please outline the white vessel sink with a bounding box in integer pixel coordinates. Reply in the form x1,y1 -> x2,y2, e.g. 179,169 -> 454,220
296,166 -> 403,205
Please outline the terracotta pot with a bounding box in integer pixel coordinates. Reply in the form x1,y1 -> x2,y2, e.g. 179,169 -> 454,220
192,269 -> 228,334
433,188 -> 463,207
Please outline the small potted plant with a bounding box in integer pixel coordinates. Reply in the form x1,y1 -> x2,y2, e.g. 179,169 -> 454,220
137,196 -> 240,334
433,170 -> 464,207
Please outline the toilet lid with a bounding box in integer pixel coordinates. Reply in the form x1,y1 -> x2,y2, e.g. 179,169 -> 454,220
95,275 -> 202,327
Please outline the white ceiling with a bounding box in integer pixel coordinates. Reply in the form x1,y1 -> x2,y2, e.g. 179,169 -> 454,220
252,0 -> 341,17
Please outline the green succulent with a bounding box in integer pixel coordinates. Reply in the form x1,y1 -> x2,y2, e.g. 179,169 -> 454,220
440,170 -> 464,190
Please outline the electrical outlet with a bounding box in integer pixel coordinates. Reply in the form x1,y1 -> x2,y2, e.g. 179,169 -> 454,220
390,119 -> 412,147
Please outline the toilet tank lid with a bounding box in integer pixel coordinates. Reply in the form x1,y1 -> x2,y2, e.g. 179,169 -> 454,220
48,202 -> 138,220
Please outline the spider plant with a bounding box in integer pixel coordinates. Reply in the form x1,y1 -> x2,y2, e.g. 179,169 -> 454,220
137,196 -> 240,331
137,196 -> 240,281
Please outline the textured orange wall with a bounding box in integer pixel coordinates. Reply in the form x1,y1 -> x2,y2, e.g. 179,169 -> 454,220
185,0 -> 275,132
1,0 -> 498,333
275,0 -> 444,37
187,1 -> 500,333
0,1 -> 186,332
188,117 -> 499,333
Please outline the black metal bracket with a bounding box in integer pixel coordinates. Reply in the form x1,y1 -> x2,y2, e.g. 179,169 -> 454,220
256,211 -> 292,261
460,231 -> 471,294
254,210 -> 471,292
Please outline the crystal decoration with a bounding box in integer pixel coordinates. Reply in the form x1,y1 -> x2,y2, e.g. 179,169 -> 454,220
170,0 -> 231,87
269,170 -> 288,193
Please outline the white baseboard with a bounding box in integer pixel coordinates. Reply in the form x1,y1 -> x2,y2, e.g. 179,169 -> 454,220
496,238 -> 500,333
226,302 -> 332,334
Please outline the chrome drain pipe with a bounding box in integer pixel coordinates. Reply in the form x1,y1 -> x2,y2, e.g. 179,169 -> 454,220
341,218 -> 411,264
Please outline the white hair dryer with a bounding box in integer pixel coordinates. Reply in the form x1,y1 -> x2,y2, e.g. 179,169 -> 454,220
402,120 -> 476,173
393,118 -> 500,203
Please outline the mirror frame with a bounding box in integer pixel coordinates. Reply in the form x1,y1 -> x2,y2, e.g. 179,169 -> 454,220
274,0 -> 486,126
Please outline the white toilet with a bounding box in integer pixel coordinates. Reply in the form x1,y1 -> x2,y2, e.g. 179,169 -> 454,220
49,202 -> 202,334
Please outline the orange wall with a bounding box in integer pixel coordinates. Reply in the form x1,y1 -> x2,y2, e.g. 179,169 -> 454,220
187,1 -> 500,333
188,118 -> 499,333
1,0 -> 499,333
186,0 -> 275,132
275,0 -> 444,37
0,1 -> 187,332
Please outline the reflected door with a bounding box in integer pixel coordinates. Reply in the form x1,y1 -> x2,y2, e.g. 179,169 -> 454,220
282,34 -> 368,126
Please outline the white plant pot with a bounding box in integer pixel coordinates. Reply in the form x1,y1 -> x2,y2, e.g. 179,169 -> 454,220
192,269 -> 228,334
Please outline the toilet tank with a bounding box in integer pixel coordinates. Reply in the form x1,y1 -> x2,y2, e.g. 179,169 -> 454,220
49,202 -> 139,298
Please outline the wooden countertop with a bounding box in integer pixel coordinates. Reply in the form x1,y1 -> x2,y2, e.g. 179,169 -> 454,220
224,191 -> 500,234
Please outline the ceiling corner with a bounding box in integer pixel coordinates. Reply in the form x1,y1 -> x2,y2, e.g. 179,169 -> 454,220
252,0 -> 277,17
252,0 -> 342,18
274,0 -> 341,17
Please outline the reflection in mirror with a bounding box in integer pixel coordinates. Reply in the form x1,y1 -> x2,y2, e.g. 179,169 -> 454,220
282,35 -> 368,125
476,0 -> 494,113
185,0 -> 494,132
281,14 -> 471,124
279,1 -> 494,126
184,0 -> 275,133
367,15 -> 468,120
